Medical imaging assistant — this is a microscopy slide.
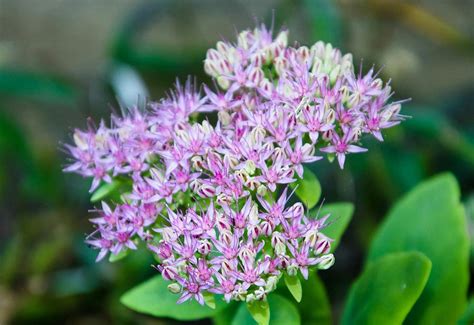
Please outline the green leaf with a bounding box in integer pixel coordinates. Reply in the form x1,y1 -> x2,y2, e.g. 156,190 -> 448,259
458,296 -> 474,325
342,252 -> 432,325
120,275 -> 226,320
213,302 -> 239,325
464,194 -> 474,264
204,292 -> 216,309
0,68 -> 76,103
298,272 -> 332,325
247,300 -> 270,325
284,274 -> 302,302
367,173 -> 469,324
232,295 -> 300,325
109,249 -> 128,263
290,166 -> 321,209
90,179 -> 123,203
314,202 -> 354,252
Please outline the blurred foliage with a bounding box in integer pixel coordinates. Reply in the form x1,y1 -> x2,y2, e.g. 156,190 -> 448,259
0,0 -> 473,324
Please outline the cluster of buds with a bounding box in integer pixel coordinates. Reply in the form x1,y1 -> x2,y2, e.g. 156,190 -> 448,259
64,24 -> 404,304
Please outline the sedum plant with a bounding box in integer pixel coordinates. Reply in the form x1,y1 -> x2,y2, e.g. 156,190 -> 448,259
63,25 -> 411,323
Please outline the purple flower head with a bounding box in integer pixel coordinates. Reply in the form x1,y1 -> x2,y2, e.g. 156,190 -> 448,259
63,23 -> 405,305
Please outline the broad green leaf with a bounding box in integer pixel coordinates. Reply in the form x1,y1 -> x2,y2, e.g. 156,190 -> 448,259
109,249 -> 128,263
290,166 -> 321,209
247,300 -> 270,325
120,275 -> 226,320
342,252 -> 432,325
313,202 -> 354,252
232,295 -> 300,325
458,296 -> 474,325
90,179 -> 123,203
284,274 -> 302,302
367,173 -> 469,324
298,272 -> 332,325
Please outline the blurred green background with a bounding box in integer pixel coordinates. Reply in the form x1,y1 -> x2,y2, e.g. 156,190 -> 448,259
0,0 -> 473,323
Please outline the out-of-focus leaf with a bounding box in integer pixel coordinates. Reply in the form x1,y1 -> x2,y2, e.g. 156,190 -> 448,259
298,272 -> 331,325
111,2 -> 204,74
120,275 -> 225,320
368,173 -> 469,323
0,110 -> 62,201
405,109 -> 474,166
464,194 -> 474,264
0,68 -> 76,103
109,64 -> 149,109
109,249 -> 128,263
284,274 -> 302,302
303,0 -> 343,45
313,202 -> 354,252
30,236 -> 69,275
232,295 -> 300,325
383,148 -> 424,193
458,296 -> 474,325
51,267 -> 100,297
290,166 -> 321,209
0,235 -> 23,285
342,252 -> 432,325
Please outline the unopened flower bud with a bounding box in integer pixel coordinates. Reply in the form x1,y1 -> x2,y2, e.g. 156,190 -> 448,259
245,177 -> 259,190
275,242 -> 286,255
265,276 -> 279,292
244,160 -> 256,175
314,235 -> 331,255
248,67 -> 264,87
255,287 -> 266,300
206,48 -> 221,61
249,204 -> 259,225
274,57 -> 289,76
198,240 -> 212,255
167,282 -> 181,294
275,30 -> 288,47
191,156 -> 204,171
246,293 -> 256,303
238,30 -> 251,49
257,184 -> 267,197
217,76 -> 230,90
73,132 -> 89,150
305,229 -> 319,247
317,254 -> 335,270
329,65 -> 341,85
287,263 -> 299,276
204,60 -> 218,76
197,183 -> 216,198
216,193 -> 232,206
218,110 -> 232,126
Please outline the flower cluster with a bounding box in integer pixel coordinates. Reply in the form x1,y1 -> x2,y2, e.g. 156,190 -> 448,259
64,24 -> 404,304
